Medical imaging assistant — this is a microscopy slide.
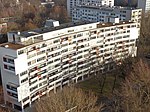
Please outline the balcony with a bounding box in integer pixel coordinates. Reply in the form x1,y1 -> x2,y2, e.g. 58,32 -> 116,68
31,94 -> 39,102
29,75 -> 38,83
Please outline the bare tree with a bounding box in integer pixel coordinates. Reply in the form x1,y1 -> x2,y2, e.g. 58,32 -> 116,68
112,60 -> 150,112
138,12 -> 150,56
35,86 -> 104,112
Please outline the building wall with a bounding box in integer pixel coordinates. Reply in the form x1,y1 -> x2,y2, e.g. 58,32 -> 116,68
72,6 -> 142,24
0,21 -> 138,111
67,0 -> 114,16
0,48 -> 19,108
138,0 -> 150,12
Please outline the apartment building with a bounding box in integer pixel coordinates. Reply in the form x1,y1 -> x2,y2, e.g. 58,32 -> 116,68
0,21 -> 138,111
72,5 -> 142,25
67,0 -> 114,16
138,0 -> 150,12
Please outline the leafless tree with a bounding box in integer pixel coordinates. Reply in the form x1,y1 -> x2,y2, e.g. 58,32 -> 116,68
111,60 -> 150,112
35,86 -> 104,112
138,12 -> 150,56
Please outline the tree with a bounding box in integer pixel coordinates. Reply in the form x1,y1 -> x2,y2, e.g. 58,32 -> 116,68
35,86 -> 103,112
49,5 -> 70,23
0,86 -> 10,112
24,19 -> 38,30
112,60 -> 150,112
138,12 -> 150,56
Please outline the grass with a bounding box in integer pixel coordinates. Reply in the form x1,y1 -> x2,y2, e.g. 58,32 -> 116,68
77,77 -> 101,94
77,73 -> 123,97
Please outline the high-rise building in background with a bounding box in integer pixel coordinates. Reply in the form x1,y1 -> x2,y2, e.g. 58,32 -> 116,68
72,4 -> 142,24
0,21 -> 138,111
138,0 -> 150,12
72,4 -> 141,36
67,0 -> 115,16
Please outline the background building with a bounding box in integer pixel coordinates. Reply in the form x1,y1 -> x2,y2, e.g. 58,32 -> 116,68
138,0 -> 150,12
72,5 -> 142,24
67,0 -> 114,16
0,21 -> 138,111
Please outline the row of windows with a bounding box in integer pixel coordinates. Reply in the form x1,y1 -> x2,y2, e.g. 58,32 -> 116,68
30,85 -> 38,92
7,91 -> 18,99
3,57 -> 14,64
20,70 -> 28,76
6,85 -> 17,92
21,77 -> 28,83
39,81 -> 47,87
4,64 -> 15,72
28,56 -> 46,66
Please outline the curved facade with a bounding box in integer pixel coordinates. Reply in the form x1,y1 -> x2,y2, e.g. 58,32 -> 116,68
0,21 -> 138,111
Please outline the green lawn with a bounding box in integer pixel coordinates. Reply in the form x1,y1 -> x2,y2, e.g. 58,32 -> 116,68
77,73 -> 122,97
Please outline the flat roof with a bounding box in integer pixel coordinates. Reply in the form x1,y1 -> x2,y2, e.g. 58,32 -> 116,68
19,20 -> 136,38
20,21 -> 94,37
97,21 -> 135,28
0,43 -> 25,50
76,4 -> 142,11
1,21 -> 136,50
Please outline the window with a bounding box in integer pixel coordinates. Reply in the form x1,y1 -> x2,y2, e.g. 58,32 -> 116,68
29,79 -> 37,85
18,50 -> 24,55
30,85 -> 38,92
38,63 -> 46,69
4,64 -> 8,69
27,53 -> 36,59
14,104 -> 22,111
3,57 -> 14,64
4,64 -> 15,72
105,29 -> 110,31
37,50 -> 45,55
47,60 -> 53,65
41,43 -> 47,48
90,36 -> 96,40
28,59 -> 36,66
28,62 -> 31,66
77,33 -> 83,37
37,56 -> 45,62
3,57 -> 7,62
20,71 -> 28,76
23,96 -> 29,103
7,91 -> 18,99
53,39 -> 60,43
62,49 -> 68,53
34,35 -> 43,40
37,69 -> 47,75
21,77 -> 28,83
6,85 -> 17,92
9,66 -> 15,71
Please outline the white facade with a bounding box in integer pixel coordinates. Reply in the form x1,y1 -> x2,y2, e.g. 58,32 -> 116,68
138,0 -> 150,12
67,0 -> 114,16
72,5 -> 142,25
0,21 -> 138,111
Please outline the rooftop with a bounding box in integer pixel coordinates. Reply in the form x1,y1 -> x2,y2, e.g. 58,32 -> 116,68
96,21 -> 134,28
0,43 -> 25,50
19,20 -> 135,38
20,21 -> 94,37
76,4 -> 142,11
0,21 -> 135,50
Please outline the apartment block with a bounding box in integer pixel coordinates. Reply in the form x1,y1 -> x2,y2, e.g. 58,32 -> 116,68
72,5 -> 142,25
67,0 -> 114,16
138,0 -> 150,12
0,21 -> 138,111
